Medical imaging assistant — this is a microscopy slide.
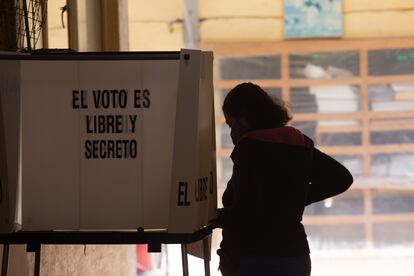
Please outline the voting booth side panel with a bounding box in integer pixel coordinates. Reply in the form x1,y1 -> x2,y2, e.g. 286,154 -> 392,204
209,93 -> 218,222
168,50 -> 216,233
0,60 -> 20,233
18,51 -> 211,232
195,52 -> 217,228
203,52 -> 218,223
140,60 -> 179,230
186,52 -> 216,259
168,50 -> 202,233
21,60 -> 81,230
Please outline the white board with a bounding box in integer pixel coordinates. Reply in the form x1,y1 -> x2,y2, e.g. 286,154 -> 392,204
0,50 -> 217,233
0,60 -> 21,232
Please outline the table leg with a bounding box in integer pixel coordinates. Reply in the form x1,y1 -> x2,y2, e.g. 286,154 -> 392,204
181,244 -> 189,276
34,246 -> 41,276
27,244 -> 41,276
1,244 -> 9,276
203,238 -> 211,276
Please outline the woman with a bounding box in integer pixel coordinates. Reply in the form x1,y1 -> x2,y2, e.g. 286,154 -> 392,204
216,82 -> 353,276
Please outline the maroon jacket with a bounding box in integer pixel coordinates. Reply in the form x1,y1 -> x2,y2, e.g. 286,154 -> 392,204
218,126 -> 353,257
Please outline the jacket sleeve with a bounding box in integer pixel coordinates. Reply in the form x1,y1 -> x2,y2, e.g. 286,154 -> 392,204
306,147 -> 353,205
217,144 -> 253,228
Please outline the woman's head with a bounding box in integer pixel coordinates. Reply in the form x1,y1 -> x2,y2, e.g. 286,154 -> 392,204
222,82 -> 292,143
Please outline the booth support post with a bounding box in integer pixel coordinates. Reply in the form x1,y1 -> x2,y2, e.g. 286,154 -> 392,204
203,238 -> 211,276
181,244 -> 189,276
27,244 -> 41,276
1,244 -> 9,276
34,248 -> 41,276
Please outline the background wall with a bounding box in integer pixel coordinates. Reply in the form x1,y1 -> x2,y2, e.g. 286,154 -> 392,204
344,0 -> 414,38
45,0 -> 414,50
0,244 -> 135,276
6,1 -> 414,275
47,0 -> 68,49
199,0 -> 414,42
128,0 -> 184,51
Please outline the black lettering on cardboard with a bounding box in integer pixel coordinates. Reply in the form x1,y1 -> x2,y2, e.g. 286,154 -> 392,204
102,90 -> 110,108
72,90 -> 80,109
92,90 -> 101,108
81,90 -> 88,108
86,116 -> 93,133
92,140 -> 99,157
107,139 -> 114,158
134,89 -> 141,108
209,171 -> 214,194
129,115 -> 137,133
178,182 -> 190,206
119,89 -> 128,108
114,115 -> 122,133
130,140 -> 137,158
98,116 -> 106,133
99,140 -> 106,159
85,140 -> 92,159
143,89 -> 151,108
106,115 -> 115,133
110,90 -> 118,108
195,177 -> 208,202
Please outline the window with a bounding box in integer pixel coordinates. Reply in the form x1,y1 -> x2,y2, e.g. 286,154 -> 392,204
211,39 -> 414,261
369,48 -> 414,76
289,51 -> 359,79
219,55 -> 281,80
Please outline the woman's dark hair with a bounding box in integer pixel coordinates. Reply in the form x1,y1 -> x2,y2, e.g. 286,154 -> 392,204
222,82 -> 292,129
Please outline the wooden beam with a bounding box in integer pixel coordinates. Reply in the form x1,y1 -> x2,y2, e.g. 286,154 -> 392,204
316,121 -> 414,133
201,42 -> 279,55
215,80 -> 283,89
217,143 -> 414,157
303,213 -> 414,225
216,110 -> 414,124
202,37 -> 414,54
294,111 -> 414,121
215,77 -> 363,89
366,74 -> 414,84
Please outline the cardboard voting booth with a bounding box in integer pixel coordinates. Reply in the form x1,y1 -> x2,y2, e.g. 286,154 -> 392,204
0,50 -> 217,234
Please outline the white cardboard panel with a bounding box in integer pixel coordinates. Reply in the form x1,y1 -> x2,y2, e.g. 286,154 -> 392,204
21,61 -> 80,230
0,61 -> 21,232
203,53 -> 218,222
167,50 -> 217,233
198,52 -> 217,223
77,61 -> 142,229
168,50 -> 203,233
141,60 -> 179,229
4,50 -> 216,233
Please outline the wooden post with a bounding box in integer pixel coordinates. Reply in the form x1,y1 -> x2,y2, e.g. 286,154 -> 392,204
0,0 -> 18,51
181,244 -> 189,276
1,244 -> 9,276
101,0 -> 129,51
